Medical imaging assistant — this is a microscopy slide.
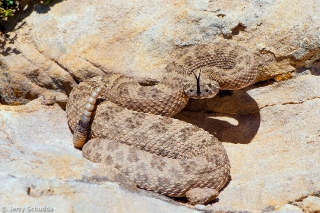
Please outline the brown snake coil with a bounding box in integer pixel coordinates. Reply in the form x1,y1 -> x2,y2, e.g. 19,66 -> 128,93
66,41 -> 257,204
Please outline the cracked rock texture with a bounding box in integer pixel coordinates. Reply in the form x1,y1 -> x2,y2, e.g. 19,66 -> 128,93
269,204 -> 304,213
300,196 -> 320,213
0,99 -> 200,213
0,73 -> 319,212
0,0 -> 320,212
176,74 -> 320,212
1,0 -> 320,105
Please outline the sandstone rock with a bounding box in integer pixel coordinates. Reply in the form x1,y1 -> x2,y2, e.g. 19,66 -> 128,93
269,204 -> 304,213
175,74 -> 320,212
302,196 -> 320,213
0,100 -> 200,213
0,0 -> 320,211
1,0 -> 320,105
0,175 -> 199,213
1,73 -> 319,212
0,100 -> 123,182
0,40 -> 76,106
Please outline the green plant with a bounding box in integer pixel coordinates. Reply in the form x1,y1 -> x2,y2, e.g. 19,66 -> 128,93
43,0 -> 50,5
0,0 -> 51,19
0,0 -> 15,18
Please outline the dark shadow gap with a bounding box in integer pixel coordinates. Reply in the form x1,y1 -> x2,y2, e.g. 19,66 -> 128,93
175,89 -> 260,144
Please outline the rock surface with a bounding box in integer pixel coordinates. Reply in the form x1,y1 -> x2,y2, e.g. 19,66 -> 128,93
301,196 -> 320,213
269,204 -> 304,213
1,0 -> 320,105
177,74 -> 320,212
1,73 -> 319,212
0,99 -> 199,213
1,0 -> 320,212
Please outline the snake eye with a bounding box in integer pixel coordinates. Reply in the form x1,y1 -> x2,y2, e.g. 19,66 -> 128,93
189,89 -> 194,93
205,89 -> 209,92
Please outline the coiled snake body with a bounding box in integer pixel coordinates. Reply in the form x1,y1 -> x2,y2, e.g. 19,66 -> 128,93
66,41 -> 257,204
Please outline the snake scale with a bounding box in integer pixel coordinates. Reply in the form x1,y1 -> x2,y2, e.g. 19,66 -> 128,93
66,41 -> 257,204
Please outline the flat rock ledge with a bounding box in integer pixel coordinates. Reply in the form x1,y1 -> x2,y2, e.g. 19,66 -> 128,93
0,99 -> 199,213
0,73 -> 319,212
1,0 -> 320,106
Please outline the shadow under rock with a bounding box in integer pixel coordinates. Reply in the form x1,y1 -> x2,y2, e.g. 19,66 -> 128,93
0,0 -> 64,33
174,89 -> 260,144
311,60 -> 320,76
0,43 -> 21,56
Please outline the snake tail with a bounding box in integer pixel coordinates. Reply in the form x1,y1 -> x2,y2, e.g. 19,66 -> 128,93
73,86 -> 102,148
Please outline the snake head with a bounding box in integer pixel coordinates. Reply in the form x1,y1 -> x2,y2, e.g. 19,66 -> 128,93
183,69 -> 220,99
184,81 -> 220,99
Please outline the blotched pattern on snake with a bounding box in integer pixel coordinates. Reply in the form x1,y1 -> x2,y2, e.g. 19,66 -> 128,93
66,41 -> 257,204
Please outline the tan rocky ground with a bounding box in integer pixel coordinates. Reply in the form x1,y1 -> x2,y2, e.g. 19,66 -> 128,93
0,73 -> 319,212
0,0 -> 320,212
1,0 -> 320,105
0,99 -> 198,213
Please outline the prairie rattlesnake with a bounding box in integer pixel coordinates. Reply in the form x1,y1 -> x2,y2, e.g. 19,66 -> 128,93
66,41 -> 257,204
